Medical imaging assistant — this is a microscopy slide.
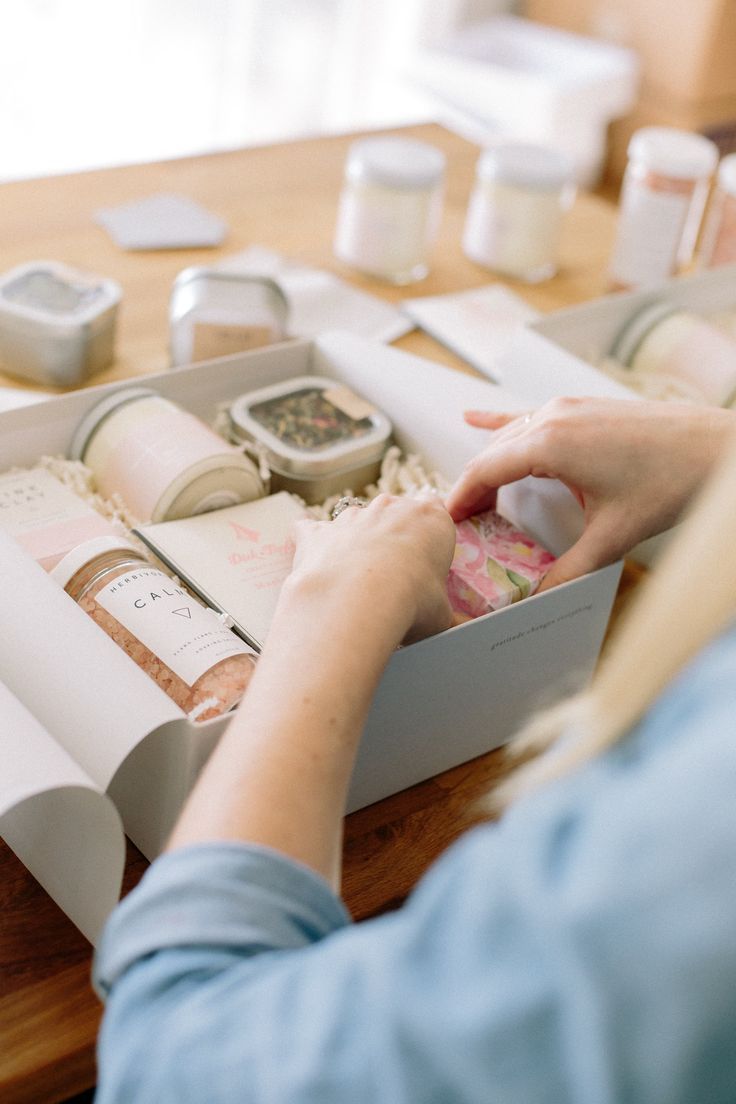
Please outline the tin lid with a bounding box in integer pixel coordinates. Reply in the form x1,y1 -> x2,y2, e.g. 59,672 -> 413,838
610,300 -> 681,366
228,375 -> 392,477
50,534 -> 142,589
171,266 -> 289,313
0,260 -> 122,328
69,386 -> 158,462
627,127 -> 718,181
345,137 -> 445,191
476,143 -> 575,191
717,153 -> 736,197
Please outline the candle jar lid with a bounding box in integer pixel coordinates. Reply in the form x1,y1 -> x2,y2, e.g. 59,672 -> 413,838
345,137 -> 446,191
476,143 -> 575,192
69,385 -> 159,461
228,375 -> 392,477
626,127 -> 718,180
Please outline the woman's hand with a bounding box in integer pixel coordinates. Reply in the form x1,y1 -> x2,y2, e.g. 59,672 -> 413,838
166,494 -> 455,881
285,493 -> 456,646
446,397 -> 736,591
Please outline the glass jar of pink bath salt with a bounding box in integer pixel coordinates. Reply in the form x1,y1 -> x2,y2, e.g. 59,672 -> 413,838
51,536 -> 257,721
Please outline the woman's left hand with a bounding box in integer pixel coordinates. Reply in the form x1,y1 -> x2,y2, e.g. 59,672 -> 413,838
286,493 -> 456,647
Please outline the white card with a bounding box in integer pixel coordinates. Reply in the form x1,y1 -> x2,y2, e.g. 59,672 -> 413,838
402,284 -> 540,383
94,193 -> 228,251
134,493 -> 308,650
216,246 -> 414,343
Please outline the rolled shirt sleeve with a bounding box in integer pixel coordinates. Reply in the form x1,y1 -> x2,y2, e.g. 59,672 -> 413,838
94,627 -> 736,1104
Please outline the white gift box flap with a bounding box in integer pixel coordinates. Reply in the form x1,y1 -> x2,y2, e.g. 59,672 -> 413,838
0,680 -> 124,944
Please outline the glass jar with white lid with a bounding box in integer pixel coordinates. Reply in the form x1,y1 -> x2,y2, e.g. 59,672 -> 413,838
608,126 -> 718,289
462,143 -> 576,282
333,136 -> 446,285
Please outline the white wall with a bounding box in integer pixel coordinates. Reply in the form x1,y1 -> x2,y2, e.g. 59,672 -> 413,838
0,0 -> 513,182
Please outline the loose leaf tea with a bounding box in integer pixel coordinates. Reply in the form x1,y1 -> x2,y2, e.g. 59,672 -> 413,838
249,387 -> 373,452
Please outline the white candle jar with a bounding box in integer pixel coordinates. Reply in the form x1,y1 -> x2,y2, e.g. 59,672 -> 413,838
333,136 -> 445,285
70,387 -> 264,522
462,144 -> 575,283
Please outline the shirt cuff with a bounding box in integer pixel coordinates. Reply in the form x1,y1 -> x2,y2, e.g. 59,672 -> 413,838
94,841 -> 351,998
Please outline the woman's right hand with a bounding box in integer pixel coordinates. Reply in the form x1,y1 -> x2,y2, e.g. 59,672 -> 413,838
446,397 -> 736,591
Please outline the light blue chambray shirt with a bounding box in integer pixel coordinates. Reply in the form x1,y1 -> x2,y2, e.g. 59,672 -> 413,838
93,625 -> 736,1103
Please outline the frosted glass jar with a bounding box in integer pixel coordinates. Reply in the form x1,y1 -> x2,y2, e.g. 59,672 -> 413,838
333,136 -> 445,284
70,387 -> 264,522
52,536 -> 256,721
700,154 -> 736,269
462,144 -> 575,282
609,127 -> 718,289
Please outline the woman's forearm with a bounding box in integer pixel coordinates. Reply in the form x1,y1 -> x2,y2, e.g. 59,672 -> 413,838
166,572 -> 408,887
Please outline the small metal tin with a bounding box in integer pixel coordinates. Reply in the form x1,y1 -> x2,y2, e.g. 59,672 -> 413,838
0,260 -> 121,387
228,375 -> 392,504
169,266 -> 289,367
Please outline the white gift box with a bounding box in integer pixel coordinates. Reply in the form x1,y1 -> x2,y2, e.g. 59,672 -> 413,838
0,333 -> 621,941
496,264 -> 736,407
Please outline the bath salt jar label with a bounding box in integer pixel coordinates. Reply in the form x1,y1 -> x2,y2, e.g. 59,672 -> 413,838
95,564 -> 253,686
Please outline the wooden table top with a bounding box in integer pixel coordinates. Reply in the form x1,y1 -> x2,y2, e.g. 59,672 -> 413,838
0,123 -> 631,1103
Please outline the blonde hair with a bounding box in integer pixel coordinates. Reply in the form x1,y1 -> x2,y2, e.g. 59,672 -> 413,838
493,434 -> 736,809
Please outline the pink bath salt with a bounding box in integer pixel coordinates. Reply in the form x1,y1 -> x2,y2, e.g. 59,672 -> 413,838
447,509 -> 556,619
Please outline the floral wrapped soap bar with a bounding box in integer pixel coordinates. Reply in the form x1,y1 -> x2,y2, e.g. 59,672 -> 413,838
447,509 -> 556,619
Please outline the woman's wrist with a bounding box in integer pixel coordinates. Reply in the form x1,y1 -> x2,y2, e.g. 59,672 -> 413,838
277,564 -> 416,657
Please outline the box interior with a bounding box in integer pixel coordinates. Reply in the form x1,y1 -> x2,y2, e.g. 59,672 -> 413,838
0,333 -> 622,859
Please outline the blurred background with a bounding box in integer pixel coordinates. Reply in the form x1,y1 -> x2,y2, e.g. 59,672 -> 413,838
2,0 -> 734,189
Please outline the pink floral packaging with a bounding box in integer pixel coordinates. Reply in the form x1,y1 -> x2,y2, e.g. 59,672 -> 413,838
447,509 -> 556,619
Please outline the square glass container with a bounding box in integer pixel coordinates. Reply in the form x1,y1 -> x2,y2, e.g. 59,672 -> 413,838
0,260 -> 121,387
228,375 -> 393,503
